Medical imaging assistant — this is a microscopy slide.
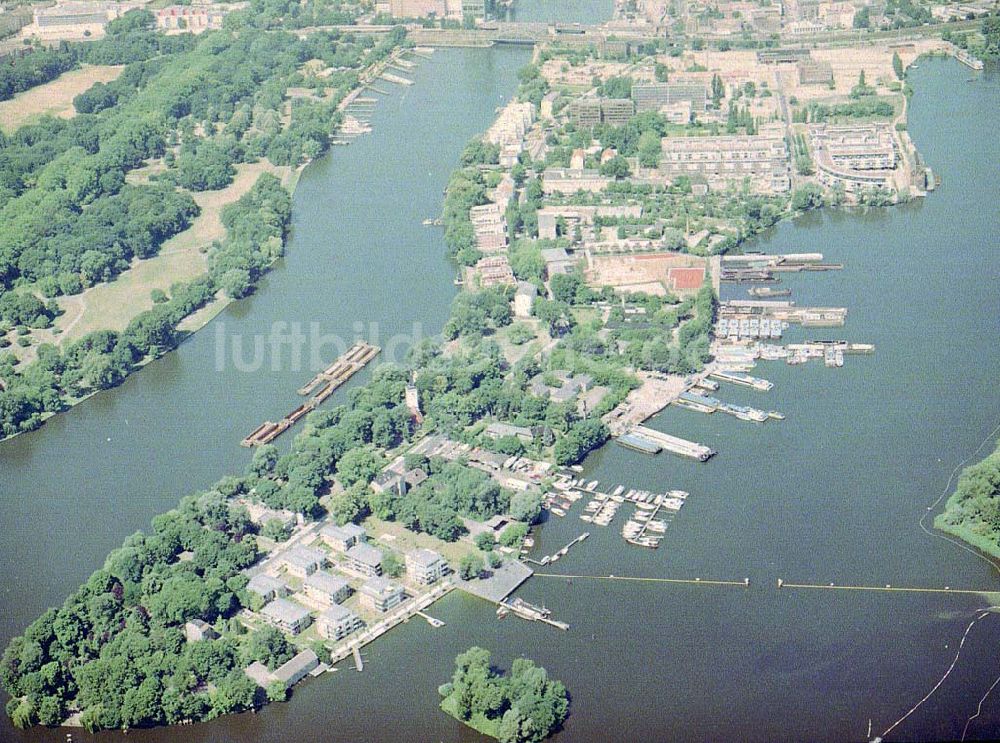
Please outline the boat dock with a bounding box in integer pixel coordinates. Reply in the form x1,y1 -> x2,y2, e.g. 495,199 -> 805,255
623,426 -> 716,461
524,532 -> 590,566
954,47 -> 985,70
720,300 -> 848,328
622,500 -> 666,548
241,341 -> 380,447
416,611 -> 445,628
352,646 -> 363,672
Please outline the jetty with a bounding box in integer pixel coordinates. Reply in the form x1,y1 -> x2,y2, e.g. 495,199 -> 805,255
523,532 -> 589,566
720,253 -> 843,283
621,426 -> 716,461
241,341 -> 380,447
720,300 -> 848,328
622,500 -> 665,548
416,610 -> 445,628
352,646 -> 363,672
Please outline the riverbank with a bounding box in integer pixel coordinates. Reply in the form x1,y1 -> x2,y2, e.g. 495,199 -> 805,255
0,38 -> 413,444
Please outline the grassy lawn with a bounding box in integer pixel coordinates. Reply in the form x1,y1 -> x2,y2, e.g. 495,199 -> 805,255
363,516 -> 477,566
39,161 -> 293,346
440,693 -> 501,740
0,65 -> 124,133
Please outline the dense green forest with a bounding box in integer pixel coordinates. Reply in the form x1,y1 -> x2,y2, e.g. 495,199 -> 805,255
935,439 -> 1000,558
439,647 -> 569,743
0,173 -> 291,437
0,5 -> 407,439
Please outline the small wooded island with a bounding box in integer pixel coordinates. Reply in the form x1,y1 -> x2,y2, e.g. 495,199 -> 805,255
439,647 -> 569,743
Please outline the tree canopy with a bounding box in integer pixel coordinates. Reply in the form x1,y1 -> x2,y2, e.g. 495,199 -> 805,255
440,647 -> 569,743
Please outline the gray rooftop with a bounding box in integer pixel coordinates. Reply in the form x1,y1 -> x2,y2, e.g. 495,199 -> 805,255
272,649 -> 319,684
486,422 -> 533,439
247,574 -> 287,595
320,604 -> 358,624
321,522 -> 366,542
540,247 -> 570,262
515,281 -> 537,298
282,546 -> 326,570
304,570 -> 350,596
407,548 -> 444,568
346,543 -> 383,567
261,598 -> 311,625
360,576 -> 403,599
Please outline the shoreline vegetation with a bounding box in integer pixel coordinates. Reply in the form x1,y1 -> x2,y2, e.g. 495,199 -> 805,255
439,647 -> 569,743
935,439 -> 1000,560
0,7 -> 408,442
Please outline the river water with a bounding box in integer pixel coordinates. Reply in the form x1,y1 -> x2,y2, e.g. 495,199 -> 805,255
3,1 -> 1000,739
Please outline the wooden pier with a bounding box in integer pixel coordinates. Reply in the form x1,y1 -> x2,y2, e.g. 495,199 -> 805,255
241,342 -> 381,447
523,533 -> 589,566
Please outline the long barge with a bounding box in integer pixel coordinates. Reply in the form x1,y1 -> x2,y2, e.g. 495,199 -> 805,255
625,426 -> 716,462
242,341 -> 381,447
498,598 -> 569,630
710,370 -> 774,391
297,342 -> 381,396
